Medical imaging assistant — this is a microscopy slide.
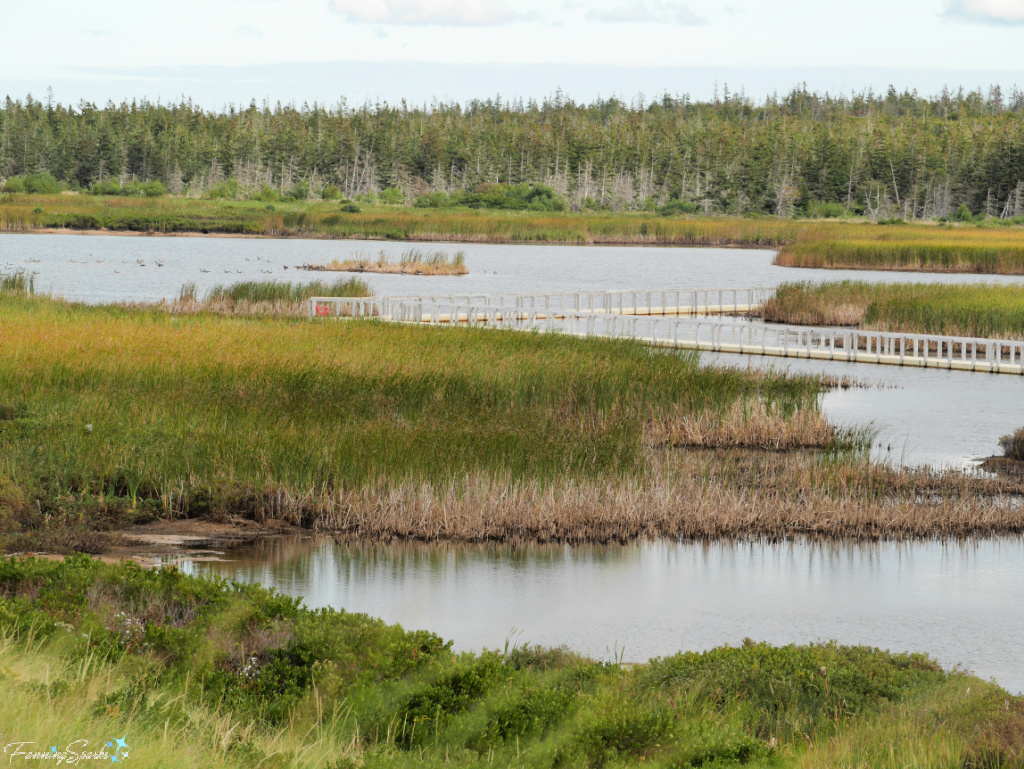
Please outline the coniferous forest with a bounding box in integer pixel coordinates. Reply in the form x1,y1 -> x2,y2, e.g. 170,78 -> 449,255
3,84 -> 1024,219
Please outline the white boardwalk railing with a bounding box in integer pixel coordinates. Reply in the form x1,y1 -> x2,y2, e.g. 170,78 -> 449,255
309,287 -> 774,320
308,290 -> 1024,375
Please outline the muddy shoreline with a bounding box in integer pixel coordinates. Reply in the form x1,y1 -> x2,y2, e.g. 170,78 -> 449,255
9,517 -> 301,568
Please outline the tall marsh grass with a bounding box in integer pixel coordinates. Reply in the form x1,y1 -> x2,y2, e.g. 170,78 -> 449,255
0,271 -> 34,294
763,281 -> 1024,338
776,224 -> 1024,274
304,248 -> 469,275
202,277 -> 371,303
0,292 -> 847,543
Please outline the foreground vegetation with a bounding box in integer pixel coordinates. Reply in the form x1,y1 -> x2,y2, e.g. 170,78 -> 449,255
761,281 -> 1024,338
1,556 -> 1021,769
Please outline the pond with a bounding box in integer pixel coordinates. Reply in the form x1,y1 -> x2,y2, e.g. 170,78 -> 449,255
178,535 -> 1024,694
4,231 -> 1024,304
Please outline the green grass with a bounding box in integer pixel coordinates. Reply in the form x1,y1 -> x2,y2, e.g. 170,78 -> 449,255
776,223 -> 1024,274
0,292 -> 832,549
0,272 -> 34,294
0,193 -> 802,244
1,556 -> 1021,769
762,281 -> 1024,338
199,277 -> 372,303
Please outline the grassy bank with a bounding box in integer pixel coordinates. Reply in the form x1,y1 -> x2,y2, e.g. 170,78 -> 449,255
0,289 -> 850,551
761,281 -> 1024,338
775,223 -> 1024,274
0,193 -> 800,244
1,556 -> 1021,769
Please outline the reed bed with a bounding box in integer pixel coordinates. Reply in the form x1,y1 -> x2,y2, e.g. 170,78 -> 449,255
776,224 -> 1024,274
762,281 -> 1024,338
0,291 -> 854,550
169,278 -> 371,317
2,292 -> 1022,546
199,277 -> 371,303
321,453 -> 1024,543
300,248 -> 469,275
0,271 -> 34,294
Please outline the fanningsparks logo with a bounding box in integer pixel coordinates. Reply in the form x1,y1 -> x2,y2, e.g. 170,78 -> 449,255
3,736 -> 130,764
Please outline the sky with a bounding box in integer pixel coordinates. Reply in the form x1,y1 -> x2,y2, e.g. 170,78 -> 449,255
2,0 -> 1024,108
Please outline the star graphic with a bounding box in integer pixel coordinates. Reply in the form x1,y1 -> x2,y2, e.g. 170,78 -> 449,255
49,747 -> 57,753
110,756 -> 119,764
113,736 -> 129,753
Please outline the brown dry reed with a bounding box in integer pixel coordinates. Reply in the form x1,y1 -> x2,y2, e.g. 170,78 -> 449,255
246,450 -> 1024,544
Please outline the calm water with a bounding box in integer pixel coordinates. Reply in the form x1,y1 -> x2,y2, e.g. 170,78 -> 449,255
179,536 -> 1024,694
708,353 -> 1024,470
3,231 -> 1024,303
2,231 -> 1021,467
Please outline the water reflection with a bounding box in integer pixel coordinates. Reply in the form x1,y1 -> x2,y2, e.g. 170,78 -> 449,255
180,535 -> 1024,694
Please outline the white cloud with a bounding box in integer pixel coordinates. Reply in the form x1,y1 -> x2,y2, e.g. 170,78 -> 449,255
585,1 -> 705,24
945,0 -> 1024,23
329,0 -> 521,26
236,24 -> 263,37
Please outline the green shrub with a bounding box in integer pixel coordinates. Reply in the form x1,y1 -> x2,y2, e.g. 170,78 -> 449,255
205,180 -> 239,200
287,181 -> 310,201
808,201 -> 846,218
658,199 -> 698,216
321,184 -> 342,201
89,179 -> 122,196
252,184 -> 280,202
1000,427 -> 1024,460
379,186 -> 405,205
4,173 -> 61,194
414,191 -> 450,208
641,640 -> 944,738
91,179 -> 168,197
953,203 -> 974,222
414,183 -> 565,212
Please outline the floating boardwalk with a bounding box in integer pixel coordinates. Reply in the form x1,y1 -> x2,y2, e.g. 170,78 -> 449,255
309,288 -> 1024,376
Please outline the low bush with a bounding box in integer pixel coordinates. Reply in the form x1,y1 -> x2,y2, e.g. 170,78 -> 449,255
0,557 -> 993,769
3,173 -> 61,194
1000,427 -> 1024,461
415,183 -> 565,212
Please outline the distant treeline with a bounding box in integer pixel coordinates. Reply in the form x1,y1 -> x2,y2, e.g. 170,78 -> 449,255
3,84 -> 1024,218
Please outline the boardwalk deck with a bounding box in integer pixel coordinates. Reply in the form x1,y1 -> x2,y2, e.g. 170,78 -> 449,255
308,289 -> 1024,376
